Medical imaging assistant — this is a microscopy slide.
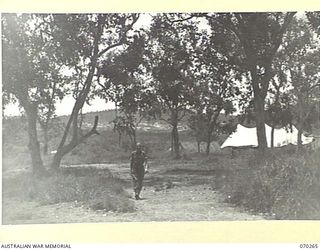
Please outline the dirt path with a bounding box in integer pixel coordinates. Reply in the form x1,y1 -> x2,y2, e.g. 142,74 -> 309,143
104,162 -> 265,221
3,162 -> 265,224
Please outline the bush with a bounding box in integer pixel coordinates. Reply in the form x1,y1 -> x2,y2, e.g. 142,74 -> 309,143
3,167 -> 135,213
218,149 -> 320,219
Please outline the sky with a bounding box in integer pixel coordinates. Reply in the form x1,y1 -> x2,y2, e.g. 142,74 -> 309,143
2,13 -> 304,117
3,13 -> 209,117
3,96 -> 115,117
2,14 -> 153,117
55,96 -> 115,116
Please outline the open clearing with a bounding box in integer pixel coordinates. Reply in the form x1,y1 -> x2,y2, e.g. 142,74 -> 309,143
3,160 -> 266,224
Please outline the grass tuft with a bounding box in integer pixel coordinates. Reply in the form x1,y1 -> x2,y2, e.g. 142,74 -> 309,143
3,167 -> 135,213
217,149 -> 320,219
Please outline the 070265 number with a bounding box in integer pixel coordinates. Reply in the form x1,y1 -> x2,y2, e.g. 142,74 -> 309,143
300,244 -> 318,248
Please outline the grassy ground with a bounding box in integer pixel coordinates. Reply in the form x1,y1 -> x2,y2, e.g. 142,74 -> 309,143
2,159 -> 265,224
214,149 -> 320,220
3,116 -> 320,223
2,167 -> 135,224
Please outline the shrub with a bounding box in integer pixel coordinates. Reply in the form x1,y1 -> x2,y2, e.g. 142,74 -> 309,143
3,167 -> 135,213
218,149 -> 320,219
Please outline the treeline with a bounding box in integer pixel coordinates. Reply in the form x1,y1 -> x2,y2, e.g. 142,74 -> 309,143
2,13 -> 320,176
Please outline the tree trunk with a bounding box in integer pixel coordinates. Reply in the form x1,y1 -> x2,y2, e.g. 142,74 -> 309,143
172,125 -> 180,159
51,150 -> 64,169
51,116 -> 99,169
251,66 -> 268,151
297,123 -> 303,152
43,127 -> 49,155
127,128 -> 136,149
297,96 -> 304,152
132,129 -> 137,147
171,110 -> 181,159
297,129 -> 302,148
206,128 -> 212,156
118,132 -> 122,147
270,80 -> 281,149
50,16 -> 107,170
205,112 -> 221,156
271,125 -> 275,148
245,50 -> 269,153
205,140 -> 211,156
197,141 -> 201,153
25,106 -> 45,175
254,96 -> 268,151
171,132 -> 174,153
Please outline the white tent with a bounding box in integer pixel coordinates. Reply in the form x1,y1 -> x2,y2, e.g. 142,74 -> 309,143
221,124 -> 314,148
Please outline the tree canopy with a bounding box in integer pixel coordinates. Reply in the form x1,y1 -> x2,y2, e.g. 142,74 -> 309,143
2,12 -> 320,173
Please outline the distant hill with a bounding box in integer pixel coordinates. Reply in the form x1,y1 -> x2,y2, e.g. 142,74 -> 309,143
3,108 -> 237,132
55,109 -> 196,132
58,109 -> 117,127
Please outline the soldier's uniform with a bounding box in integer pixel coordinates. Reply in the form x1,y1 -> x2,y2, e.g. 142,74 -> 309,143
130,147 -> 148,200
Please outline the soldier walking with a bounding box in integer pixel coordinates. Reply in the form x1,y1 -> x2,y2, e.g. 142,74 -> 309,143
130,143 -> 148,200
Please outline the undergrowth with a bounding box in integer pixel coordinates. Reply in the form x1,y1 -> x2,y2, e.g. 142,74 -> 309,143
217,149 -> 320,219
3,167 -> 135,213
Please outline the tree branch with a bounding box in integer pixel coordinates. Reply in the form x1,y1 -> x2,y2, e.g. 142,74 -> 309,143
216,14 -> 243,44
164,14 -> 194,24
177,109 -> 187,121
80,115 -> 100,140
269,12 -> 296,61
309,83 -> 320,91
59,116 -> 100,156
159,117 -> 172,125
135,113 -> 145,127
56,16 -> 106,151
97,14 -> 139,57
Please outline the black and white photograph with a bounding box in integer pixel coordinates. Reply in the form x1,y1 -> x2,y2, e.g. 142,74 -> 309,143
2,12 -> 320,225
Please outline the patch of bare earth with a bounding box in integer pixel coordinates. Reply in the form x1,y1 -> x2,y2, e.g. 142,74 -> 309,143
3,161 -> 265,224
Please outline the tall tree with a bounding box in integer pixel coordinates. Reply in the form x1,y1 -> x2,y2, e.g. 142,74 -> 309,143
37,77 -> 67,154
206,12 -> 296,152
191,29 -> 237,155
2,14 -> 64,175
279,16 -> 320,150
145,14 -> 198,159
96,33 -> 147,148
265,77 -> 293,148
265,48 -> 293,148
47,14 -> 139,168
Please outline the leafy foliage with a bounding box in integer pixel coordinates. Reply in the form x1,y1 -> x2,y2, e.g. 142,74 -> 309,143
218,150 -> 320,219
276,16 -> 320,143
206,12 -> 296,150
46,14 -> 140,168
2,14 -> 70,173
